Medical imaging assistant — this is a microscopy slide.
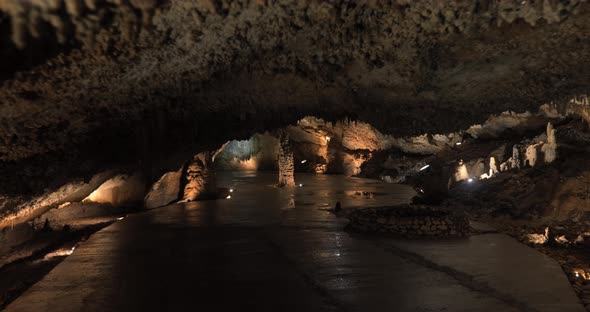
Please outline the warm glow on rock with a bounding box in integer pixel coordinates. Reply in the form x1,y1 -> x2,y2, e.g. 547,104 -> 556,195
84,174 -> 145,207
454,161 -> 470,182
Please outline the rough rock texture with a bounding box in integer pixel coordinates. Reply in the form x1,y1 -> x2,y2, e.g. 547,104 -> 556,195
277,131 -> 295,187
0,171 -> 115,228
443,119 -> 590,220
182,152 -> 216,201
144,166 -> 183,209
83,174 -> 146,207
213,133 -> 279,171
347,204 -> 470,237
31,202 -> 122,230
1,1 -> 590,221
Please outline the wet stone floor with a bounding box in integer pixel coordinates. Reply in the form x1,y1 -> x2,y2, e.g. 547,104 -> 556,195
4,172 -> 585,312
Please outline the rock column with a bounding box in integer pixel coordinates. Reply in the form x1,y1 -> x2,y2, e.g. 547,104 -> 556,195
182,152 -> 216,201
278,131 -> 295,187
543,122 -> 557,163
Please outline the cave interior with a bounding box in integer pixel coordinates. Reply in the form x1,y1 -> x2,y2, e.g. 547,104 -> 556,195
2,1 -> 590,311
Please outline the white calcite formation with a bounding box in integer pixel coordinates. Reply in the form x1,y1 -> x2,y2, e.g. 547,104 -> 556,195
439,120 -> 560,187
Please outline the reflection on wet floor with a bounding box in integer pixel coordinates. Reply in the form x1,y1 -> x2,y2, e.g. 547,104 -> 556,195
3,172 -> 585,312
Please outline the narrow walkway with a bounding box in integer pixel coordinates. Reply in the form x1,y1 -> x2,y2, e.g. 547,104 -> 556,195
4,173 -> 584,312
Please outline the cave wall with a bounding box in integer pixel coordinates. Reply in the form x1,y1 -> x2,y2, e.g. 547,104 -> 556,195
0,0 -> 589,221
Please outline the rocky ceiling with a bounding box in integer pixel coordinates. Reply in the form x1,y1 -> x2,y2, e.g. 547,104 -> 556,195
0,0 -> 589,196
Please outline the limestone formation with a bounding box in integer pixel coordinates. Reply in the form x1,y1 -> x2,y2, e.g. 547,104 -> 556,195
0,0 -> 590,227
455,160 -> 469,182
525,143 -> 543,167
145,166 -> 183,209
83,174 -> 146,207
0,171 -> 115,228
182,152 -> 216,201
543,122 -> 557,163
277,132 -> 295,187
489,157 -> 498,176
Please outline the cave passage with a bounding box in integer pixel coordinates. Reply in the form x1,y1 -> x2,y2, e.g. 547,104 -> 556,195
3,172 -> 582,312
3,0 -> 590,311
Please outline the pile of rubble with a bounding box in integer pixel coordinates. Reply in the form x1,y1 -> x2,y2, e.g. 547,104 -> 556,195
346,204 -> 469,238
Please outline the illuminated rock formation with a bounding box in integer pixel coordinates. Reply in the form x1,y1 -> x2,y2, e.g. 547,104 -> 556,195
1,0 -> 590,226
525,143 -> 543,167
454,160 -> 470,182
182,152 -> 216,201
0,171 -> 115,228
277,132 -> 295,187
145,167 -> 183,209
83,174 -> 146,207
489,157 -> 499,177
543,122 -> 558,163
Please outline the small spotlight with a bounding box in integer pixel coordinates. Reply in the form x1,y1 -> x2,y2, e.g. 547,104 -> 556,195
71,246 -> 76,252
456,142 -> 462,146
468,178 -> 474,183
226,195 -> 232,199
419,189 -> 424,194
576,272 -> 580,278
117,216 -> 125,221
325,136 -> 331,142
299,183 -> 303,187
419,165 -> 430,171
301,160 -> 307,164
229,189 -> 234,193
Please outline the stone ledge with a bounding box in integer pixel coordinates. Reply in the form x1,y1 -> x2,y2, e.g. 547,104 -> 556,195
346,205 -> 470,238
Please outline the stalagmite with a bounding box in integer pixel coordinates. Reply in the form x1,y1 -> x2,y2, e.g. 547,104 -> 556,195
277,131 -> 295,187
509,145 -> 522,170
182,152 -> 217,201
454,160 -> 469,182
543,122 -> 557,163
469,159 -> 486,178
525,143 -> 541,167
489,157 -> 498,176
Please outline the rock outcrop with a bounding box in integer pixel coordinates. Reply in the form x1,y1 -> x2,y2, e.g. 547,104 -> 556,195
144,166 -> 184,209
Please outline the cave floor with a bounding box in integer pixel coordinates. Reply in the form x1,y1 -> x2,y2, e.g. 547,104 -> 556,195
3,172 -> 584,312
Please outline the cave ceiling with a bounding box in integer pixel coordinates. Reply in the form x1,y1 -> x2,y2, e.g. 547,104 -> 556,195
0,0 -> 589,195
